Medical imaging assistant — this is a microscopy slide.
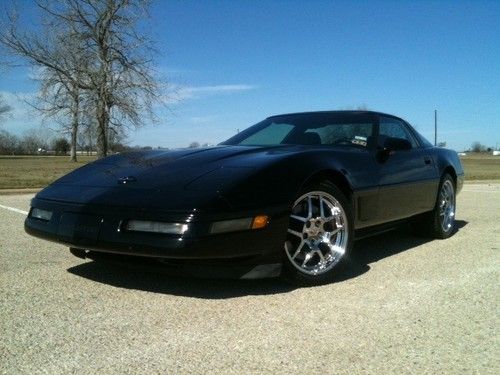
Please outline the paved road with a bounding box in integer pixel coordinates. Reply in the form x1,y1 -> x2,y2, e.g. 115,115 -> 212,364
0,184 -> 498,374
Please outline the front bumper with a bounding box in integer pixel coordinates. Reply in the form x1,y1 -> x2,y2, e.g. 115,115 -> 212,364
25,198 -> 290,276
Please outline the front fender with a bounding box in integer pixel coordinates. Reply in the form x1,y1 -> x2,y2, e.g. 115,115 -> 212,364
220,149 -> 376,210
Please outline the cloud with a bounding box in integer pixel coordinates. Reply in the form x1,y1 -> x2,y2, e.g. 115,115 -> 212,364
189,115 -> 219,124
164,84 -> 257,104
0,91 -> 40,134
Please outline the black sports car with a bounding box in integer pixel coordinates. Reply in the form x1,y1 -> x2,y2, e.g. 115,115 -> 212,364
25,111 -> 464,284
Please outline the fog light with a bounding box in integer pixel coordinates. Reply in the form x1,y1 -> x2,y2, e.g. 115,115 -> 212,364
210,215 -> 269,234
125,220 -> 188,235
31,208 -> 52,221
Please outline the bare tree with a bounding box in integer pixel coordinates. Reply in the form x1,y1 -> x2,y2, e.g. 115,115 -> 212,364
471,141 -> 486,153
1,0 -> 162,158
0,129 -> 19,154
34,62 -> 93,161
39,0 -> 162,158
32,26 -> 93,162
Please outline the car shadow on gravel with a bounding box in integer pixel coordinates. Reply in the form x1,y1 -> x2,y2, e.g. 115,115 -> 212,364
68,261 -> 297,298
350,220 -> 468,269
67,220 -> 467,299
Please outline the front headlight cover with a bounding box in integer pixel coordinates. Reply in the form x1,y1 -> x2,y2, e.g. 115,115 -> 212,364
125,220 -> 188,235
31,208 -> 53,221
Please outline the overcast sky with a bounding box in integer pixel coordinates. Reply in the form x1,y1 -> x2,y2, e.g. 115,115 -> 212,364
1,0 -> 499,151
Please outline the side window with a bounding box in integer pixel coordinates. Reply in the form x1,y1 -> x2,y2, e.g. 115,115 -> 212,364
379,117 -> 418,148
305,123 -> 373,148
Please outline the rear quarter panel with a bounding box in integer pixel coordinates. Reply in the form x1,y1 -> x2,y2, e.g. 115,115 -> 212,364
433,147 -> 465,194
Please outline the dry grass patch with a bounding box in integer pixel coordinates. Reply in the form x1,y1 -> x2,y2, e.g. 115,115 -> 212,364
0,155 -> 96,189
460,153 -> 500,180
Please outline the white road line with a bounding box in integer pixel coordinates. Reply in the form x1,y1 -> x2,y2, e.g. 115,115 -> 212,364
0,204 -> 29,215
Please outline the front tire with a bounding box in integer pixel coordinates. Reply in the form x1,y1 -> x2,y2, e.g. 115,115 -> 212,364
282,181 -> 354,285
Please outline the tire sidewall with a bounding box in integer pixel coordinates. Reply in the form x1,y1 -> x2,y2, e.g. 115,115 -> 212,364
432,174 -> 456,239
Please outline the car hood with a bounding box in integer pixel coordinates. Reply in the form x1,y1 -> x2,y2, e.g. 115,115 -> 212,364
35,145 -> 307,210
51,145 -> 302,189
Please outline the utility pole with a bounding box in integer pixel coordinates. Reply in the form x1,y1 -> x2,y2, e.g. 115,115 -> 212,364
434,110 -> 437,146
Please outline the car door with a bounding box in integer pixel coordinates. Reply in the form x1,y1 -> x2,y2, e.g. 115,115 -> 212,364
376,116 -> 439,222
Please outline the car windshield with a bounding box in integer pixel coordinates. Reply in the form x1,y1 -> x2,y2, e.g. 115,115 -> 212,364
221,113 -> 375,148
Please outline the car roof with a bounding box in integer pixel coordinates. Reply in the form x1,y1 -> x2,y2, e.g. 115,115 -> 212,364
267,110 -> 405,122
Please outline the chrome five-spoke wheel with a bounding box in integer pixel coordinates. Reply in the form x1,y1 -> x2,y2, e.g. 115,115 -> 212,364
285,190 -> 349,276
439,179 -> 455,233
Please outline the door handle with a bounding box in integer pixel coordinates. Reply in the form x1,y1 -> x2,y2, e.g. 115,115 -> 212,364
424,157 -> 432,165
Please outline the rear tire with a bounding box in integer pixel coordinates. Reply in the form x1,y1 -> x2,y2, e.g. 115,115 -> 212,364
282,181 -> 354,286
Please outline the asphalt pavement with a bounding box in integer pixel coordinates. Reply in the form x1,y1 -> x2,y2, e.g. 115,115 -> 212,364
0,183 -> 498,374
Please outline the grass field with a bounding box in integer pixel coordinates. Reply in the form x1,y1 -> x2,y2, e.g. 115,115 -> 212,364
0,153 -> 498,190
459,153 -> 500,180
0,156 -> 96,189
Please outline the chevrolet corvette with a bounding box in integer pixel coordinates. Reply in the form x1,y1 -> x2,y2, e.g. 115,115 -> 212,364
25,111 -> 464,284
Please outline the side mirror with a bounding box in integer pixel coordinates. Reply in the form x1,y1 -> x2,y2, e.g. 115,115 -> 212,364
377,137 -> 412,162
383,137 -> 412,151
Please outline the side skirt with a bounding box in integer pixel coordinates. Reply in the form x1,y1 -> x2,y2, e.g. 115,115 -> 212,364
353,213 -> 429,240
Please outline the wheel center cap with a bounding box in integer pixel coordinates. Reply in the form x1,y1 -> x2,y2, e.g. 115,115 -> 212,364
305,218 -> 323,237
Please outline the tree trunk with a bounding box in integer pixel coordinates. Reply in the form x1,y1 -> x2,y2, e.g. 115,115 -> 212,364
70,123 -> 78,161
96,123 -> 107,158
96,99 -> 108,158
69,95 -> 79,162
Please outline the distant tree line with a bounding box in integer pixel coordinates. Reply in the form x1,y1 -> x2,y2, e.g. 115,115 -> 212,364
469,142 -> 497,153
0,127 -> 131,156
0,128 -> 56,155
